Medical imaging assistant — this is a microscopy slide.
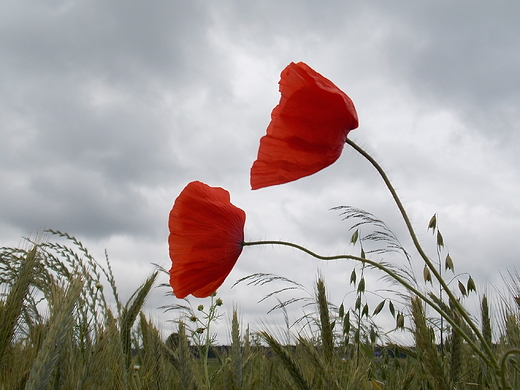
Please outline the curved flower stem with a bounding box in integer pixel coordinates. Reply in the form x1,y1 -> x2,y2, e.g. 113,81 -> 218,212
345,138 -> 499,371
500,349 -> 520,390
242,240 -> 493,368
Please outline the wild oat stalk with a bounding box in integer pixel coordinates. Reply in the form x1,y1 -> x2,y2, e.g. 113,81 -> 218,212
345,138 -> 499,374
243,239 -> 489,367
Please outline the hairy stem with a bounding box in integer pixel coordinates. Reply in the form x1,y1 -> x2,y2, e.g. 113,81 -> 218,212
203,295 -> 217,390
345,137 -> 498,371
500,349 -> 520,390
243,240 -> 492,367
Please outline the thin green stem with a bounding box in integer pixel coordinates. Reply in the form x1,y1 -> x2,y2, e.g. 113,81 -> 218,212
242,240 -> 492,367
203,295 -> 216,390
345,137 -> 499,371
355,264 -> 365,365
500,349 -> 520,390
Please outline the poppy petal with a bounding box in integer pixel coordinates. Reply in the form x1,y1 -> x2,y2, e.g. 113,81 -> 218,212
251,62 -> 359,190
168,181 -> 246,299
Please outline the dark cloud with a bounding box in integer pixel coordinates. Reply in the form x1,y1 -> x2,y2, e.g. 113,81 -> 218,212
1,1 -> 210,83
376,1 -> 520,140
0,1 -> 218,238
1,0 -> 519,340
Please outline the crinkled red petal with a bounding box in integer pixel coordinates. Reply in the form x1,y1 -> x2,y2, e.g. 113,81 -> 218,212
251,62 -> 358,190
168,181 -> 246,298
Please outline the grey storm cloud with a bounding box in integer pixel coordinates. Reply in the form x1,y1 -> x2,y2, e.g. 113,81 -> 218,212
378,1 -> 520,140
1,0 -> 520,341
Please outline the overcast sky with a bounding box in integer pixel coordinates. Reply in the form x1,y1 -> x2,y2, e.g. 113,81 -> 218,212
1,1 -> 519,343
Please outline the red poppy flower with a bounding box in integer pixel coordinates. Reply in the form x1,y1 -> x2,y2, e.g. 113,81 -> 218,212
168,181 -> 246,299
250,62 -> 359,190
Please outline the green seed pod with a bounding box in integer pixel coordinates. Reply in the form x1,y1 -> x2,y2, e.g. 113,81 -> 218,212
370,327 -> 377,344
437,231 -> 444,247
396,313 -> 405,329
467,277 -> 476,293
343,311 -> 351,335
428,214 -> 437,231
355,296 -> 361,311
357,277 -> 366,293
373,300 -> 385,316
458,280 -> 467,296
423,265 -> 432,283
362,304 -> 369,318
350,229 -> 359,245
445,254 -> 454,272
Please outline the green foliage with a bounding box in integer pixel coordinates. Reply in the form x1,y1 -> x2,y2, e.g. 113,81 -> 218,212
0,247 -> 38,367
1,232 -> 520,389
121,272 -> 158,369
